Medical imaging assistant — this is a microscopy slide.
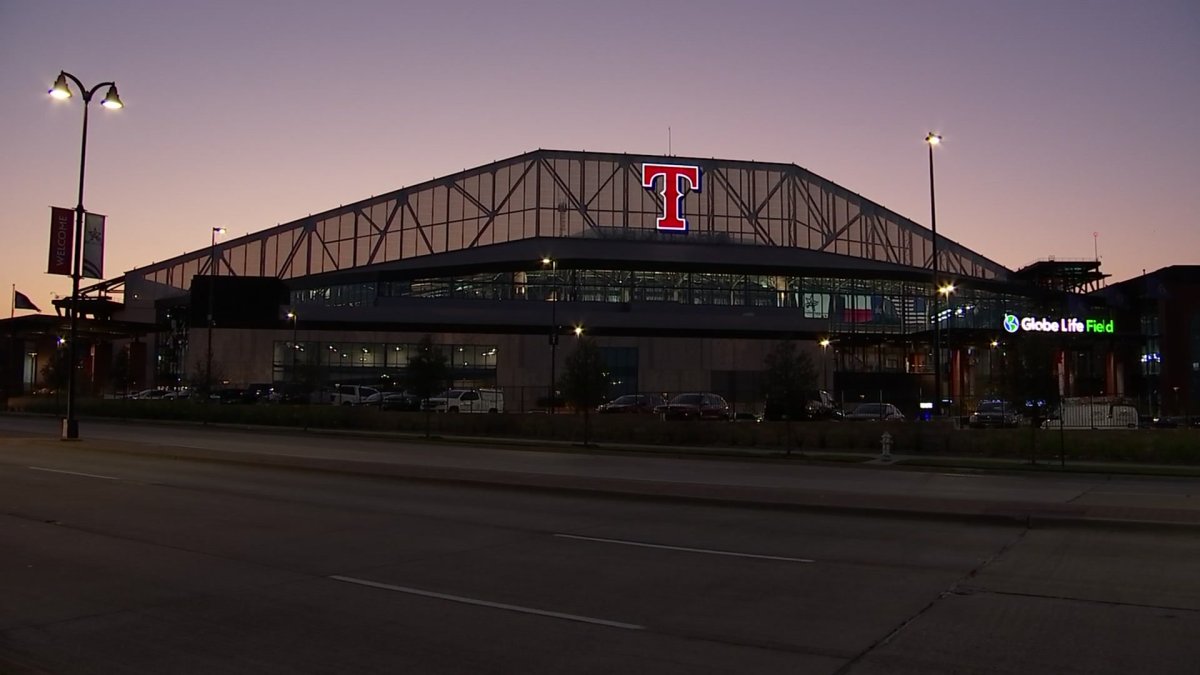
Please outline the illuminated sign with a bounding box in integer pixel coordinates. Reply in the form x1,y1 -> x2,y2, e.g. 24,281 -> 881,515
1002,314 -> 1114,334
642,163 -> 702,232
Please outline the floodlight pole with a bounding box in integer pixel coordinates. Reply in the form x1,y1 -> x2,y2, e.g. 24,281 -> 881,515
927,133 -> 942,417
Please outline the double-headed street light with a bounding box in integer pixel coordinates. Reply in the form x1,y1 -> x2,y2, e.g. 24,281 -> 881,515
925,132 -> 943,416
206,227 -> 225,400
48,71 -> 123,440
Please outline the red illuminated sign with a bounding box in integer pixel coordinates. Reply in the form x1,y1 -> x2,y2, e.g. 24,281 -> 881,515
642,163 -> 701,232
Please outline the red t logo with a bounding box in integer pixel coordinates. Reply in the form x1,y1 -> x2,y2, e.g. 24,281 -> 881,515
642,163 -> 702,231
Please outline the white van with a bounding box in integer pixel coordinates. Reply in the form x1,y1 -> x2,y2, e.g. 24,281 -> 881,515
328,384 -> 380,406
423,388 -> 504,413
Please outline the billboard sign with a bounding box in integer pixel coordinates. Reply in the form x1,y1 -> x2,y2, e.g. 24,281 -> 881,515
1003,314 -> 1114,334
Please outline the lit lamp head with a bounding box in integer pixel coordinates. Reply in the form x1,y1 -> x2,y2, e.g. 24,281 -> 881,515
990,340 -> 999,348
819,338 -> 831,348
938,283 -> 956,297
100,86 -> 123,109
49,73 -> 72,100
573,326 -> 584,337
925,132 -> 942,146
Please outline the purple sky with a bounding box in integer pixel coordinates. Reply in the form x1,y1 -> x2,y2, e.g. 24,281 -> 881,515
3,0 -> 1198,312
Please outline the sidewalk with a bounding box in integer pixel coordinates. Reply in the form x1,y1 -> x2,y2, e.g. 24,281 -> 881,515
10,418 -> 1197,531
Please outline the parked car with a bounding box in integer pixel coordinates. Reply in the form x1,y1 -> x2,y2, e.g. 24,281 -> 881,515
245,383 -> 275,403
268,384 -> 314,404
364,390 -> 422,411
209,388 -> 254,404
328,384 -> 380,406
423,388 -> 504,413
655,393 -> 730,420
969,401 -> 1023,428
761,389 -> 837,421
598,394 -> 663,414
844,402 -> 905,422
128,388 -> 169,400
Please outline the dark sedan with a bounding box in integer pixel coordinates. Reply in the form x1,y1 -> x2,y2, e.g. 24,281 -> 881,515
655,393 -> 730,421
843,403 -> 905,422
598,394 -> 663,414
969,401 -> 1022,428
365,390 -> 423,411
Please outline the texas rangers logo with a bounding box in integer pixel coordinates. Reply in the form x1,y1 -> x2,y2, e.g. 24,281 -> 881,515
642,163 -> 702,232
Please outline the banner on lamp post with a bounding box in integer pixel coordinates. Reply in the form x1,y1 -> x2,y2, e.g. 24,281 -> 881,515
82,212 -> 105,279
47,207 -> 74,277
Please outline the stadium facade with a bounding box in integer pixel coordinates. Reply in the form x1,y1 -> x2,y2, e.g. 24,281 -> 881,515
5,149 -> 1189,416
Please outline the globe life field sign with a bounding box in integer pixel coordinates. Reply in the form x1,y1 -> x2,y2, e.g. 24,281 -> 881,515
1003,314 -> 1114,334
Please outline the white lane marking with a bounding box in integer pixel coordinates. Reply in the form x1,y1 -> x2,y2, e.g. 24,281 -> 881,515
555,533 -> 815,564
329,575 -> 644,631
28,467 -> 120,481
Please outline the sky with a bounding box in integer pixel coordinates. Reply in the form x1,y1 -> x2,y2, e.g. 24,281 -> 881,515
3,0 -> 1198,313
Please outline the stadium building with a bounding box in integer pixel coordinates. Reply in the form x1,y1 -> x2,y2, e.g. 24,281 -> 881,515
6,149 -> 1187,416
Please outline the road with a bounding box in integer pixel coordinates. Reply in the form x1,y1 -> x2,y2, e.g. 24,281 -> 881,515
0,417 -> 1198,673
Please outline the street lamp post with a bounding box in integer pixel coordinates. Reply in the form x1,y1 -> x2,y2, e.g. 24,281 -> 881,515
989,339 -> 999,397
205,227 -> 225,400
287,310 -> 299,387
925,132 -> 942,416
819,338 -> 831,391
542,257 -> 558,414
48,71 -> 123,440
938,282 -> 956,414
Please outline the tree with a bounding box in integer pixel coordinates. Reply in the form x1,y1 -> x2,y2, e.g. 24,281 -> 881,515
406,335 -> 449,438
761,340 -> 818,455
558,337 -> 608,446
41,347 -> 73,392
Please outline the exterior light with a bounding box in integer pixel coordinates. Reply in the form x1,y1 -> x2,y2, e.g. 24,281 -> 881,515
49,73 -> 72,99
541,257 -> 552,265
925,132 -> 942,146
286,311 -> 295,319
47,69 -> 123,440
938,283 -> 956,296
990,340 -> 999,348
100,86 -> 124,109
819,338 -> 831,348
574,326 -> 584,337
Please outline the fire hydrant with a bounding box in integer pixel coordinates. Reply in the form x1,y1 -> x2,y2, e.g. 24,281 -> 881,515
880,431 -> 893,461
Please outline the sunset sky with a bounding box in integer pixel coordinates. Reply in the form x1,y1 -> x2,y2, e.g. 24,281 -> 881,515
3,0 -> 1197,313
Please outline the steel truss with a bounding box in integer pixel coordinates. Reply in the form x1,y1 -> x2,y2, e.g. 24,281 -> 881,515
123,150 -> 1008,299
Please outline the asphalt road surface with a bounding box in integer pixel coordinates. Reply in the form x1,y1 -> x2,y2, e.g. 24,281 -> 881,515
0,420 -> 1197,673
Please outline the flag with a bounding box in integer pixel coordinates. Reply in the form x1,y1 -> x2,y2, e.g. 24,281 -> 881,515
83,212 -> 106,279
47,207 -> 74,276
14,289 -> 40,312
